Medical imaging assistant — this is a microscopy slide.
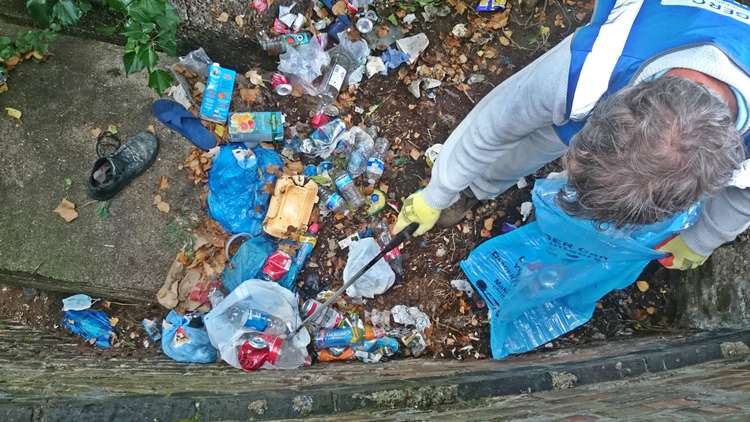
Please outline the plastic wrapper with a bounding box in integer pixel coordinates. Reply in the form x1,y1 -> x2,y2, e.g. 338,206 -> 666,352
344,238 -> 395,298
207,144 -> 284,235
460,176 -> 701,360
300,119 -> 347,158
169,48 -> 212,108
222,233 -> 275,292
62,294 -> 94,311
161,310 -> 218,363
278,40 -> 330,96
338,35 -> 370,85
62,309 -> 113,349
204,280 -> 311,370
390,305 -> 431,332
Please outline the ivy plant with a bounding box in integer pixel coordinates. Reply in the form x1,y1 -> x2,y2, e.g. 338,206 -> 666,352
2,0 -> 179,94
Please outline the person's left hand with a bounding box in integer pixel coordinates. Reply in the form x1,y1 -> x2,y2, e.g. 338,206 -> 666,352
656,235 -> 709,270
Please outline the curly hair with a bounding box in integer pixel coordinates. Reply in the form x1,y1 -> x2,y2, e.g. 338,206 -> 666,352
559,76 -> 745,226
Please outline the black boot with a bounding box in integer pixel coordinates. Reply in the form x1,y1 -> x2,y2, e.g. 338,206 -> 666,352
87,132 -> 159,201
436,190 -> 480,228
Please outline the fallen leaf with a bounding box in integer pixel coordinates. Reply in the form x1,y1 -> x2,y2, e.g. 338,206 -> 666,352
153,194 -> 163,205
498,36 -> 510,47
488,11 -> 509,30
539,25 -> 551,38
90,128 -> 102,138
157,201 -> 171,213
409,148 -> 421,160
107,124 -> 118,134
234,14 -> 244,27
214,124 -> 225,137
483,217 -> 494,231
110,317 -> 119,326
158,176 -> 169,191
554,14 -> 565,28
244,69 -> 264,86
646,306 -> 656,315
147,124 -> 156,134
53,198 -> 78,223
636,280 -> 650,292
4,107 -> 22,122
447,0 -> 467,14
217,12 -> 229,22
239,87 -> 261,104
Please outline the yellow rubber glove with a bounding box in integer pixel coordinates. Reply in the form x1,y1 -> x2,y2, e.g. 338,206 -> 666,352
394,191 -> 441,236
656,235 -> 709,270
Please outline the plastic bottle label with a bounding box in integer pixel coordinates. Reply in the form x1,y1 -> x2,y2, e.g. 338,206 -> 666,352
367,158 -> 385,175
335,174 -> 354,190
326,192 -> 345,210
328,64 -> 347,91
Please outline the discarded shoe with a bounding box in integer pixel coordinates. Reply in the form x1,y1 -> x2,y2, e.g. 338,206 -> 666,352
152,99 -> 217,150
436,190 -> 479,228
86,131 -> 159,201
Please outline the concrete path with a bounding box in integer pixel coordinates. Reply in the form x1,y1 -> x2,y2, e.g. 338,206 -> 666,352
0,21 -> 201,301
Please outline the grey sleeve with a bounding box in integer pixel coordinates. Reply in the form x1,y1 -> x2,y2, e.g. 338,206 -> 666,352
681,186 -> 750,256
421,35 -> 573,209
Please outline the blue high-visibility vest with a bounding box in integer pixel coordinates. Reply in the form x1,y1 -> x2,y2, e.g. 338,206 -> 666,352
554,0 -> 750,148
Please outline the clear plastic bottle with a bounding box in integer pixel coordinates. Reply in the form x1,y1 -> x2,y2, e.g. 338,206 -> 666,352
346,127 -> 374,178
301,299 -> 344,329
227,305 -> 290,336
366,137 -> 390,185
371,220 -> 404,275
319,186 -> 347,213
334,170 -> 365,209
318,47 -> 356,105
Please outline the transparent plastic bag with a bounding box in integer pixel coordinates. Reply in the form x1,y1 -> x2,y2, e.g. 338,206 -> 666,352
344,238 -> 395,298
278,39 -> 330,96
169,48 -> 213,108
204,280 -> 310,370
460,177 -> 700,360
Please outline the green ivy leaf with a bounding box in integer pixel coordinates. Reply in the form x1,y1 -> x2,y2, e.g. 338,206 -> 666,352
0,36 -> 12,48
123,49 -> 145,75
128,0 -> 163,22
0,46 -> 15,61
123,22 -> 151,43
25,0 -> 51,25
156,29 -> 177,56
106,0 -> 127,12
138,45 -> 158,71
78,0 -> 92,14
52,0 -> 83,26
96,25 -> 117,36
148,68 -> 172,95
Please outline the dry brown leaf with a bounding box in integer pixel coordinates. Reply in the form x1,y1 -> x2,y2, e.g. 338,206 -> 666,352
636,280 -> 650,292
158,176 -> 170,191
90,127 -> 102,138
110,317 -> 119,326
244,69 -> 264,86
53,198 -> 78,223
239,87 -> 261,104
284,161 -> 304,174
147,124 -> 156,134
554,14 -> 565,28
153,194 -> 163,205
217,12 -> 229,22
447,0 -> 468,14
498,36 -> 510,47
157,201 -> 171,213
488,12 -> 509,30
646,306 -> 656,315
234,14 -> 244,28
483,217 -> 494,231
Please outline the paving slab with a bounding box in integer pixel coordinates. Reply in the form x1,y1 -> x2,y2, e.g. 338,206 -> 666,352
0,21 -> 202,301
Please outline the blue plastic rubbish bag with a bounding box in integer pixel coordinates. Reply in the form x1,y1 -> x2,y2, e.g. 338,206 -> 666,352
460,176 -> 700,360
161,310 -> 217,363
222,233 -> 275,292
62,309 -> 113,349
208,144 -> 283,235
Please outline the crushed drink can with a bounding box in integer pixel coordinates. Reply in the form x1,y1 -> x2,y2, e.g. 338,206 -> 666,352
262,250 -> 293,281
237,333 -> 283,371
272,73 -> 293,96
